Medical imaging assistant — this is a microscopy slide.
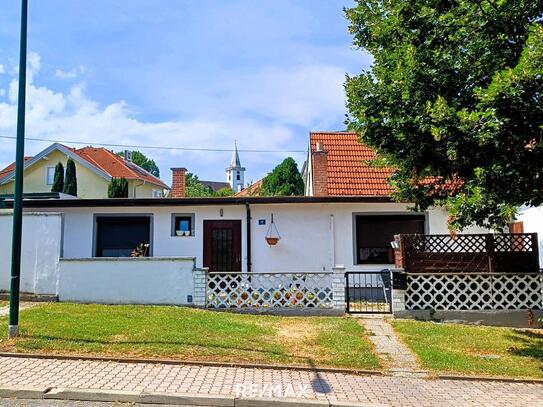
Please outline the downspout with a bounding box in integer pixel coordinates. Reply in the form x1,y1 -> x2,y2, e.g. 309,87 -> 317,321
246,202 -> 252,272
330,214 -> 335,269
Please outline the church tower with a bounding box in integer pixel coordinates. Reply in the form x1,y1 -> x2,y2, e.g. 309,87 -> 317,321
226,141 -> 245,192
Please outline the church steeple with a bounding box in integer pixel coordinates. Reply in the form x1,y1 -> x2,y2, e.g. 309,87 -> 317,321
226,141 -> 245,192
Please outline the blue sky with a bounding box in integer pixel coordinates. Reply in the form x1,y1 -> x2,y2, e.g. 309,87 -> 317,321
0,0 -> 371,186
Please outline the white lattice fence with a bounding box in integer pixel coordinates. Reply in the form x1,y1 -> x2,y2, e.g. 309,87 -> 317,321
206,272 -> 334,309
406,273 -> 543,310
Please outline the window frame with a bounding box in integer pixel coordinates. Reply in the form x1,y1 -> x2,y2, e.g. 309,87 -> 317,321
352,212 -> 427,265
171,213 -> 195,237
92,214 -> 154,257
46,166 -> 56,185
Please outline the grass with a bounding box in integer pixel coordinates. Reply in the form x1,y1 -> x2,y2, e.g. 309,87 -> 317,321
392,319 -> 543,379
0,303 -> 380,370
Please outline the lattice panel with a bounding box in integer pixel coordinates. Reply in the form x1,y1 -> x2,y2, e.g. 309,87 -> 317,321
406,274 -> 543,310
494,234 -> 534,252
206,272 -> 334,309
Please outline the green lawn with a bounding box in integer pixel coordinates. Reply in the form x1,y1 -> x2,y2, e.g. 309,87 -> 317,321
0,303 -> 380,370
392,319 -> 543,379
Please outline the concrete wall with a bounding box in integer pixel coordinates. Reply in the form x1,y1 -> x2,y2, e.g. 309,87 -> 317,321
59,257 -> 196,305
518,206 -> 543,267
0,212 -> 62,294
45,202 -> 486,272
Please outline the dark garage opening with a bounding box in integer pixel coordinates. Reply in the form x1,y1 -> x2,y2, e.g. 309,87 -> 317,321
95,216 -> 152,257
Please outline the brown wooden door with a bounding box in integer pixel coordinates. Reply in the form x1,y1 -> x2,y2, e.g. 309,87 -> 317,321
203,220 -> 242,272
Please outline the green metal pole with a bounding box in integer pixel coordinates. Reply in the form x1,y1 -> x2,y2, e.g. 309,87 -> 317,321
9,0 -> 28,339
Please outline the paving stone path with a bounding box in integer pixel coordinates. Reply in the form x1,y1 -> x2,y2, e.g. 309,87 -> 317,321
358,317 -> 427,377
0,355 -> 541,406
0,303 -> 40,318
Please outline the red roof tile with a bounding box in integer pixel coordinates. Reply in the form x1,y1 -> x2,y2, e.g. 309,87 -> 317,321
235,179 -> 263,197
74,147 -> 168,189
310,132 -> 394,196
0,157 -> 33,180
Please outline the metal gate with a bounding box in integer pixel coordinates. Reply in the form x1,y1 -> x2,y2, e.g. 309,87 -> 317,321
346,271 -> 392,313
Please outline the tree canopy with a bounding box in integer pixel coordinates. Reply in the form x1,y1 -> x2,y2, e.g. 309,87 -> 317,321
185,173 -> 215,197
108,177 -> 129,198
261,157 -> 304,196
345,1 -> 543,230
117,151 -> 160,177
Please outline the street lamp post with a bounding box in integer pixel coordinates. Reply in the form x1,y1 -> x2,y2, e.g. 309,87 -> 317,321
9,0 -> 29,339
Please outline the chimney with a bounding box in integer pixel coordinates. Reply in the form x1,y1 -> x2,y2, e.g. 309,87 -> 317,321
312,142 -> 328,196
170,167 -> 187,198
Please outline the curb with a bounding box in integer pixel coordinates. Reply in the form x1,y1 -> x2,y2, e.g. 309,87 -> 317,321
0,386 -> 366,407
0,351 -> 381,377
436,374 -> 543,384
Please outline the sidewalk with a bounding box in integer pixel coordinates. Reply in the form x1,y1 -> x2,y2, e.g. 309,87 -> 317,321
0,355 -> 541,406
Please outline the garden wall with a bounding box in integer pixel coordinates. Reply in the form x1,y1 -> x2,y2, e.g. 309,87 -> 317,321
59,257 -> 197,305
0,212 -> 62,295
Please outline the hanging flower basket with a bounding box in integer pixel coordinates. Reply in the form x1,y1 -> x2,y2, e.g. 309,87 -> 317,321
265,213 -> 281,246
265,236 -> 280,246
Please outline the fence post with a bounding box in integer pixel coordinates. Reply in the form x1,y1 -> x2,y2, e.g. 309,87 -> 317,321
486,234 -> 495,273
391,268 -> 407,313
332,265 -> 346,312
192,267 -> 208,307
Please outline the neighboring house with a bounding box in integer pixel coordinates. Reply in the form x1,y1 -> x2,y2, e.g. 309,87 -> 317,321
0,143 -> 169,199
302,131 -> 394,197
235,179 -> 263,197
200,181 -> 231,193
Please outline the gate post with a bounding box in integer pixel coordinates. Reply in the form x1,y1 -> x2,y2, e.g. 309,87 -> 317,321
193,267 -> 208,307
332,265 -> 346,312
391,268 -> 407,313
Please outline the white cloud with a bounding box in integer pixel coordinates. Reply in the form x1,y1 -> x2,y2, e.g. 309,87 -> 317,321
55,65 -> 86,80
0,64 -> 4,74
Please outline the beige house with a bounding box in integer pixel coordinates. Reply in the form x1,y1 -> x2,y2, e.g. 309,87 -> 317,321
0,143 -> 169,199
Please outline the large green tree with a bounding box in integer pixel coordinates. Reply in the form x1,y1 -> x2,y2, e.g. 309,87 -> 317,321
108,177 -> 129,198
261,157 -> 304,196
345,1 -> 543,230
185,173 -> 215,197
117,151 -> 160,177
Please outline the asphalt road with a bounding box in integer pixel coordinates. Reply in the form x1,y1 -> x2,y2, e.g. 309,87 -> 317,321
0,400 -> 191,407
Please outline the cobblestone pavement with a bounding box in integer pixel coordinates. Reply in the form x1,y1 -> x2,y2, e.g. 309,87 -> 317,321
358,317 -> 426,376
0,356 -> 541,406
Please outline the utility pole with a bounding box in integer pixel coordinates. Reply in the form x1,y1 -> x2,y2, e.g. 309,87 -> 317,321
9,0 -> 28,338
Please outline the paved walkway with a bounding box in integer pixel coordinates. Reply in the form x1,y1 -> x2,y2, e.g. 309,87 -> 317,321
0,355 -> 541,406
358,317 -> 426,377
0,303 -> 40,318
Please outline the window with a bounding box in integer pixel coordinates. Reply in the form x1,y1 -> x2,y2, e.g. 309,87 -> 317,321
172,213 -> 195,237
95,216 -> 152,257
355,214 -> 425,264
236,172 -> 240,181
152,189 -> 163,198
46,167 -> 56,185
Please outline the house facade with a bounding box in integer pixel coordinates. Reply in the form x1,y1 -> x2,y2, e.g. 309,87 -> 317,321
0,143 -> 169,199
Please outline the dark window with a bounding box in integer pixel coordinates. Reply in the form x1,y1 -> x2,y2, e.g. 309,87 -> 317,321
355,215 -> 425,264
172,214 -> 194,236
236,172 -> 240,181
95,216 -> 151,257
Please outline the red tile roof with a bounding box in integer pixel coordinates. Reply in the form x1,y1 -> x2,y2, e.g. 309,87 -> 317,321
0,147 -> 168,189
0,157 -> 33,180
310,132 -> 394,196
74,147 -> 168,189
235,179 -> 263,197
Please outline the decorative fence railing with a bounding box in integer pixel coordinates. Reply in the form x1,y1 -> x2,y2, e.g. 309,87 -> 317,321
398,233 -> 539,274
206,272 -> 335,310
405,272 -> 543,310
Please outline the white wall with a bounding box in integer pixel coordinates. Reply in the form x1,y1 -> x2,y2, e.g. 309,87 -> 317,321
0,212 -> 62,294
518,206 -> 543,267
40,202 -> 480,273
59,257 -> 196,304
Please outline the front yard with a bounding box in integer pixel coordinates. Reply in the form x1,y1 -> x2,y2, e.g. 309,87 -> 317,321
392,319 -> 543,379
0,303 -> 380,370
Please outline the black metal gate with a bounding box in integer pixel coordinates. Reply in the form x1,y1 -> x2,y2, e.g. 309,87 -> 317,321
345,271 -> 392,313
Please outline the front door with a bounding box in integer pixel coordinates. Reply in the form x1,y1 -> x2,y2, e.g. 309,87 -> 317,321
203,220 -> 242,272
